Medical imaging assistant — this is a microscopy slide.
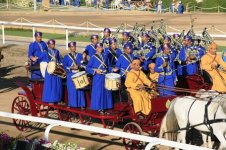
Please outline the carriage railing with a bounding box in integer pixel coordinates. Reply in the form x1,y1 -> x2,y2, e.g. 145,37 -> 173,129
0,111 -> 212,150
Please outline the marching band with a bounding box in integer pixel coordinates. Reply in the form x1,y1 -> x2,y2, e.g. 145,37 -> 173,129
27,27 -> 226,118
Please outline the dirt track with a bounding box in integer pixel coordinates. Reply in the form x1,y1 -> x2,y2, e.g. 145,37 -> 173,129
0,10 -> 226,149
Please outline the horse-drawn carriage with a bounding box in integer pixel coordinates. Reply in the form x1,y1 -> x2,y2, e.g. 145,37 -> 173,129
11,69 -> 212,149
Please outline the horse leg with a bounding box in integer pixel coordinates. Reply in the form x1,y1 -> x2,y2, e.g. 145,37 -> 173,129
213,130 -> 226,149
175,130 -> 186,150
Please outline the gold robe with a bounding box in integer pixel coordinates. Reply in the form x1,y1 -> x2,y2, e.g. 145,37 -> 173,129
125,69 -> 152,115
201,53 -> 226,92
149,72 -> 159,82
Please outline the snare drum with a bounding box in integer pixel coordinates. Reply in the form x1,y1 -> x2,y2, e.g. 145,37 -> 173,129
40,62 -> 48,78
47,61 -> 66,78
105,73 -> 121,91
71,71 -> 89,89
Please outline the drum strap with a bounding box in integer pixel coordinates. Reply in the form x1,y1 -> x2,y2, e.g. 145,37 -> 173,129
47,49 -> 56,62
108,49 -> 118,61
36,42 -> 44,52
122,53 -> 132,63
68,53 -> 78,66
94,54 -> 108,69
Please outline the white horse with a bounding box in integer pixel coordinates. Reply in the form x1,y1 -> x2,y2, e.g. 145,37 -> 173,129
159,93 -> 226,149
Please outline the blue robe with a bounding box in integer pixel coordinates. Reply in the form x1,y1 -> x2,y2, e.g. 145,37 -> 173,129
222,50 -> 226,62
50,0 -> 54,5
94,0 -> 97,8
101,37 -> 111,48
42,49 -> 63,103
63,52 -> 85,108
178,46 -> 202,76
60,0 -> 65,5
28,41 -> 48,79
86,53 -> 113,110
155,54 -> 176,96
105,0 -> 109,9
104,48 -> 122,72
170,3 -> 174,13
84,44 -> 96,57
115,53 -> 134,79
178,3 -> 184,14
138,42 -> 156,71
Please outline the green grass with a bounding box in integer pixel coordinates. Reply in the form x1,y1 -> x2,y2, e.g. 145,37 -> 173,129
0,28 -> 90,42
218,46 -> 226,52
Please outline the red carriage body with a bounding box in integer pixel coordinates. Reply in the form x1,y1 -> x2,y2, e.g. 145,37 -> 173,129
11,73 -> 212,149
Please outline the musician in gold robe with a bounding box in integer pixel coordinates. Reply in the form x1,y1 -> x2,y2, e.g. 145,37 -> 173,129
148,63 -> 159,82
125,60 -> 153,119
201,43 -> 226,92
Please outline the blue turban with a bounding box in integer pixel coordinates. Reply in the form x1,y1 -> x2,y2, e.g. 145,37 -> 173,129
109,38 -> 117,45
184,35 -> 192,41
122,32 -> 129,37
34,32 -> 42,37
164,36 -> 171,42
141,32 -> 150,38
104,28 -> 111,34
47,39 -> 55,45
95,43 -> 103,49
90,35 -> 99,40
68,42 -> 76,47
123,43 -> 132,49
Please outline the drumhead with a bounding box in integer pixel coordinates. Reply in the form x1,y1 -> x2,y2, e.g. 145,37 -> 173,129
72,71 -> 86,78
40,62 -> 48,78
47,61 -> 56,74
105,73 -> 121,79
202,70 -> 213,86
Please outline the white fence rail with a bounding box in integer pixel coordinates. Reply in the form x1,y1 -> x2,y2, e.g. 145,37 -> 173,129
1,20 -> 226,50
0,111 -> 211,150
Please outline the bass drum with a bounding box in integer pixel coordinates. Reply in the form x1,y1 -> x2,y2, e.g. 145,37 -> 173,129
201,70 -> 213,87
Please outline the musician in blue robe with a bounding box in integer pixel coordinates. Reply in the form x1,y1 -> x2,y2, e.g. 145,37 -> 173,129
101,28 -> 111,48
113,43 -> 134,80
63,42 -> 85,108
138,32 -> 156,71
193,36 -> 205,58
158,36 -> 177,66
28,32 -> 48,80
83,35 -> 99,59
177,1 -> 184,14
60,0 -> 65,5
121,32 -> 130,47
178,36 -> 202,76
86,43 -> 113,114
155,44 -> 176,96
42,39 -> 63,103
50,0 -> 54,5
104,38 -> 122,72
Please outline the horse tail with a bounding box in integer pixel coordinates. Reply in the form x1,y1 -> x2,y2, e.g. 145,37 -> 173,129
159,98 -> 179,142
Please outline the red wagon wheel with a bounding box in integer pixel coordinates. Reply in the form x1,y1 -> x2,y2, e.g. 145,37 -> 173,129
11,96 -> 31,131
58,109 -> 71,121
123,122 -> 145,150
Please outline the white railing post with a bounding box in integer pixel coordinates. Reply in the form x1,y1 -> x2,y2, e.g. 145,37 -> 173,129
2,25 -> 5,45
218,5 -> 220,13
6,0 -> 9,9
66,28 -> 69,50
34,0 -> 36,11
32,26 -> 35,41
44,123 -> 61,141
145,142 -> 160,150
